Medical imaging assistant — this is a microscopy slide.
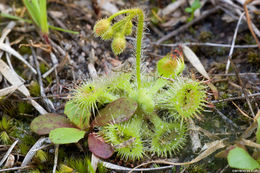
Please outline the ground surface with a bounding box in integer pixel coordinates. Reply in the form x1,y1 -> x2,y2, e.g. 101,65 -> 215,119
0,0 -> 260,172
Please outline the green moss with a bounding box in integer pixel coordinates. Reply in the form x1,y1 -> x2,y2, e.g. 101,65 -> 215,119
65,157 -> 95,173
40,63 -> 49,74
35,149 -> 48,162
187,163 -> 207,173
18,45 -> 31,54
18,101 -> 33,114
0,116 -> 13,144
198,31 -> 212,42
29,81 -> 41,97
248,51 -> 260,64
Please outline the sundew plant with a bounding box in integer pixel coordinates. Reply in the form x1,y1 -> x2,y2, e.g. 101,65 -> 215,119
30,8 -> 207,162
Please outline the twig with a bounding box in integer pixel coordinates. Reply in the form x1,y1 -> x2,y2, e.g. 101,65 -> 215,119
155,42 -> 258,48
0,43 -> 36,74
0,166 -> 31,172
225,12 -> 245,74
31,46 -> 55,112
244,0 -> 260,49
230,59 -> 255,117
211,92 -> 260,103
52,144 -> 59,173
214,108 -> 239,129
156,6 -> 220,44
42,53 -> 59,78
0,139 -> 19,167
212,72 -> 260,77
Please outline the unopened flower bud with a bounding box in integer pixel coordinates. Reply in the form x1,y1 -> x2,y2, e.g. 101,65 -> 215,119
93,18 -> 110,37
157,53 -> 185,78
111,33 -> 126,55
125,21 -> 133,36
101,27 -> 114,40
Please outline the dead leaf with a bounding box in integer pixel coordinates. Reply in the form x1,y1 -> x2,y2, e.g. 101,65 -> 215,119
0,59 -> 47,114
0,43 -> 36,74
182,45 -> 210,80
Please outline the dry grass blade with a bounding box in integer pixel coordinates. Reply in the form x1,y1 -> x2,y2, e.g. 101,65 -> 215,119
0,139 -> 19,167
21,137 -> 50,167
0,21 -> 16,44
0,85 -> 20,97
241,110 -> 260,138
182,45 -> 210,79
0,43 -> 36,74
225,12 -> 245,74
244,0 -> 260,49
241,139 -> 260,149
0,59 -> 47,114
232,101 -> 253,120
53,144 -> 59,173
0,59 -> 30,96
129,140 -> 226,173
91,153 -> 100,172
188,118 -> 202,153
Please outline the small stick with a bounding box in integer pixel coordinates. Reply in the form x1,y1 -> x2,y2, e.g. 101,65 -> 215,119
244,0 -> 260,49
156,6 -> 220,44
0,166 -> 31,172
211,92 -> 260,103
155,42 -> 258,48
230,59 -> 255,117
52,144 -> 59,173
225,12 -> 245,74
31,46 -> 55,112
214,108 -> 239,129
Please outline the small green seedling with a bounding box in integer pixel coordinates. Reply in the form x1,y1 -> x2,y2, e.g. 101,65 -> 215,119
1,0 -> 78,44
185,0 -> 201,22
23,0 -> 79,43
30,8 -> 207,163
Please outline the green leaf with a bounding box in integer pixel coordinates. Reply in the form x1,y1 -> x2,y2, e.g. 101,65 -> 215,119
185,7 -> 193,13
191,0 -> 201,10
256,117 -> 260,144
30,113 -> 76,135
91,97 -> 138,127
64,101 -> 90,130
227,147 -> 260,170
49,128 -> 85,144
